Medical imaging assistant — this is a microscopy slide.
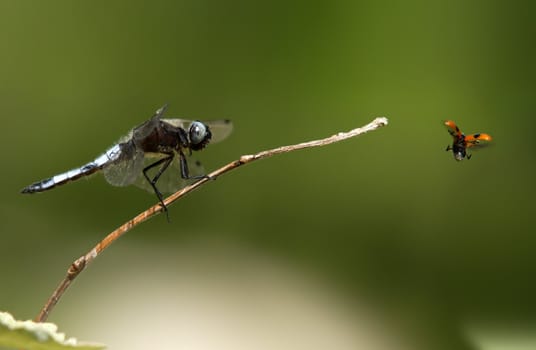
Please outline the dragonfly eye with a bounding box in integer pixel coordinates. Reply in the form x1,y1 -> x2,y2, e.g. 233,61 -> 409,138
189,121 -> 212,150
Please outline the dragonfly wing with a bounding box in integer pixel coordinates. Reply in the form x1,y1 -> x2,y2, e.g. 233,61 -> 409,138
102,106 -> 169,187
160,118 -> 189,130
102,144 -> 145,187
203,119 -> 233,144
122,104 -> 168,143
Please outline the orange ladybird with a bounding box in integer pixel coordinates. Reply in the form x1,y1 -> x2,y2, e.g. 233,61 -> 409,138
444,120 -> 492,161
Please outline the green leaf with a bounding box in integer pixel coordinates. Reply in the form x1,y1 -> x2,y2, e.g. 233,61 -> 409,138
0,311 -> 105,350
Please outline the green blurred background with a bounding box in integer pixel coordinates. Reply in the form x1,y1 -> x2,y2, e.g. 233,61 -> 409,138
1,1 -> 535,349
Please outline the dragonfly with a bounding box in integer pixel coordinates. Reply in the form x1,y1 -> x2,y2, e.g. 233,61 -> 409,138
444,120 -> 492,161
21,104 -> 233,214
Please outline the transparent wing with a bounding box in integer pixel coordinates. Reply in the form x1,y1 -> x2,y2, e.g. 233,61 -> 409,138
102,145 -> 145,187
132,152 -> 205,194
203,119 -> 233,143
126,105 -> 168,143
163,118 -> 233,144
102,105 -> 170,186
159,118 -> 189,129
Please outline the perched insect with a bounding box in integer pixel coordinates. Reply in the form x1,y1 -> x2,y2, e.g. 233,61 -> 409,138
444,120 -> 492,161
21,105 -> 233,215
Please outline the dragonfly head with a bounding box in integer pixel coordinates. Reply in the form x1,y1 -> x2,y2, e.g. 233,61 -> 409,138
188,121 -> 212,151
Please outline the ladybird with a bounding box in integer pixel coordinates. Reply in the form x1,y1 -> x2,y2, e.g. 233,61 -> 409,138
444,120 -> 492,161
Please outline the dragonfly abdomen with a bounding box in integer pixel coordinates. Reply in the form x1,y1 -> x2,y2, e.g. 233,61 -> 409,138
21,144 -> 123,194
20,162 -> 102,193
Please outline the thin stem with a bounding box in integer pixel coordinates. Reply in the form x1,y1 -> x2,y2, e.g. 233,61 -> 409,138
34,116 -> 388,322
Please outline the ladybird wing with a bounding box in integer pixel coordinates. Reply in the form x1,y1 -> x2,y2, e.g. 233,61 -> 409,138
465,133 -> 493,149
444,120 -> 463,140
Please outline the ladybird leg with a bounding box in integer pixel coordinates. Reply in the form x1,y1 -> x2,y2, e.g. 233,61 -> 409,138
446,145 -> 452,152
467,153 -> 472,160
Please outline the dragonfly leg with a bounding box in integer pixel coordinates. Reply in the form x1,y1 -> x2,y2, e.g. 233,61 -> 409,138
179,152 -> 214,186
143,154 -> 174,220
179,151 -> 211,181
